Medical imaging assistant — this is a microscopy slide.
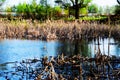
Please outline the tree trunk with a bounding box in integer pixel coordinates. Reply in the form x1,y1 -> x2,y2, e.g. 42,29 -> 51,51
75,6 -> 79,19
75,0 -> 79,19
68,7 -> 70,17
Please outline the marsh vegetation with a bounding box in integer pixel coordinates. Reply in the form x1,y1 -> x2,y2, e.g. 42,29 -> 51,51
0,19 -> 119,40
0,0 -> 120,80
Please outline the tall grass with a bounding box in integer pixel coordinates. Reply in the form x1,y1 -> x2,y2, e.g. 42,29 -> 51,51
0,19 -> 120,40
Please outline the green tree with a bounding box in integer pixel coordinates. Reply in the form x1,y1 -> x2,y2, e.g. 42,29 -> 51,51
36,5 -> 47,20
109,6 -> 116,14
16,3 -> 27,13
114,5 -> 120,15
39,0 -> 50,19
53,6 -> 62,19
15,0 -> 54,20
80,7 -> 87,15
88,4 -> 98,13
62,0 -> 92,19
104,6 -> 110,15
98,7 -> 103,15
46,5 -> 53,19
6,7 -> 12,12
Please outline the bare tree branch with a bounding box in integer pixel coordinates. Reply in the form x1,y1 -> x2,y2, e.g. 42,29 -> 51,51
117,0 -> 120,4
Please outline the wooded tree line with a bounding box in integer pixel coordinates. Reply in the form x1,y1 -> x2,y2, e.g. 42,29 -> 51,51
5,0 -> 63,20
0,0 -> 120,20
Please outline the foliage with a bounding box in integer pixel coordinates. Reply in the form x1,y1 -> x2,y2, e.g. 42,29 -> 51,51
16,3 -> 27,13
80,7 -> 88,15
53,6 -> 62,18
63,16 -> 107,21
15,0 -> 45,20
61,0 -> 92,19
88,4 -> 98,13
64,16 -> 75,21
14,0 -> 63,20
79,16 -> 107,21
64,9 -> 69,15
109,6 -> 116,14
0,0 -> 5,1
114,5 -> 120,15
104,6 -> 111,15
5,7 -> 12,12
98,7 -> 103,15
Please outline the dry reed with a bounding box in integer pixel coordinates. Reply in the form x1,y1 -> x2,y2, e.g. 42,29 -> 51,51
0,19 -> 120,40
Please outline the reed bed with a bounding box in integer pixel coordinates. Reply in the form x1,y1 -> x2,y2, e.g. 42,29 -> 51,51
0,19 -> 120,40
0,53 -> 120,80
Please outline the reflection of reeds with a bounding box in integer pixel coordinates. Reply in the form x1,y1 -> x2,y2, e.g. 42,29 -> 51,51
0,19 -> 120,40
1,53 -> 119,80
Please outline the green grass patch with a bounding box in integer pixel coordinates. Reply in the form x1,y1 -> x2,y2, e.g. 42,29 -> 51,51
79,16 -> 107,21
63,16 -> 107,21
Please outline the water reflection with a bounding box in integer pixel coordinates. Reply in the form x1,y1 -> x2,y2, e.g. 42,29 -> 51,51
89,38 -> 120,57
0,38 -> 120,71
58,39 -> 91,57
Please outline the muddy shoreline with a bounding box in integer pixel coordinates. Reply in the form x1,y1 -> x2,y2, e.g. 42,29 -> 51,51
0,20 -> 120,40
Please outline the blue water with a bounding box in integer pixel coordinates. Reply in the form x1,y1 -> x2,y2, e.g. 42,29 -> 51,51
0,38 -> 119,64
0,39 -> 59,64
89,38 -> 120,57
0,39 -> 120,64
0,38 -> 120,80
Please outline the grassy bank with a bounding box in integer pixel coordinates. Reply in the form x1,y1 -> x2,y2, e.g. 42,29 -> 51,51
0,19 -> 120,40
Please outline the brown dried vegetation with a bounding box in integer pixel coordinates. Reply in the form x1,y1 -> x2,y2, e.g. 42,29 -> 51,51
0,19 -> 120,40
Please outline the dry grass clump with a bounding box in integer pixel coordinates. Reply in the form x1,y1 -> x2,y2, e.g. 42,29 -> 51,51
0,19 -> 120,40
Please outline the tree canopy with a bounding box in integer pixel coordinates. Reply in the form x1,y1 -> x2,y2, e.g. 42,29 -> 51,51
12,0 -> 63,20
114,5 -> 120,15
55,0 -> 92,19
88,4 -> 98,13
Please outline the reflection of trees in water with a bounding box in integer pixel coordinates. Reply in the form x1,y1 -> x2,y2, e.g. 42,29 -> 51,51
114,39 -> 120,56
57,39 -> 91,57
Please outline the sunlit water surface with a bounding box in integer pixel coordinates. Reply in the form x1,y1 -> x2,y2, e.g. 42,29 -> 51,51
0,38 -> 120,79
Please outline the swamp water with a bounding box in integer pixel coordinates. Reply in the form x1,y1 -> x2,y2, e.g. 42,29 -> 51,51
0,38 -> 120,79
